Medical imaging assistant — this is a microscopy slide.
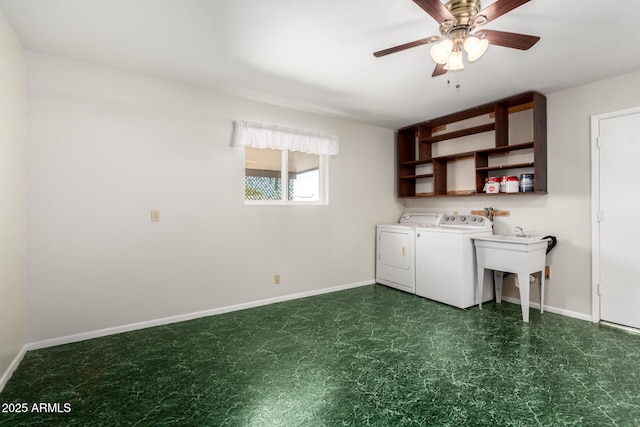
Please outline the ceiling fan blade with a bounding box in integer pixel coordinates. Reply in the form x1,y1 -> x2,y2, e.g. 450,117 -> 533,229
413,0 -> 456,25
432,63 -> 446,77
476,0 -> 531,24
374,36 -> 440,57
478,29 -> 540,50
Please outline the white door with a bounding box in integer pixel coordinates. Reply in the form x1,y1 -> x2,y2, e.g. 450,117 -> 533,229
597,109 -> 640,329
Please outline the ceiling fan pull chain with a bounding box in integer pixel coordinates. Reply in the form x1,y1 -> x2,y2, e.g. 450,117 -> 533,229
447,69 -> 461,91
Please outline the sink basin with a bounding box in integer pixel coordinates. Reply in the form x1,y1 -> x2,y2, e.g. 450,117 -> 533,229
472,235 -> 548,253
477,235 -> 545,244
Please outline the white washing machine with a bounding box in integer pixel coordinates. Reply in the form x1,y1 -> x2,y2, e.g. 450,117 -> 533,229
376,213 -> 442,294
415,214 -> 494,309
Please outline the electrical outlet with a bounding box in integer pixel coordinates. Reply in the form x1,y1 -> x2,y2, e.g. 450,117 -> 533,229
151,210 -> 160,222
274,274 -> 280,285
545,266 -> 550,279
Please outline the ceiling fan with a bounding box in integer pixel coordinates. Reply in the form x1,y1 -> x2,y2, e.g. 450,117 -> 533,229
373,0 -> 540,77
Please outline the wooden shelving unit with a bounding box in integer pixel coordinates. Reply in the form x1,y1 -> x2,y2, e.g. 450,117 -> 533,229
397,91 -> 547,198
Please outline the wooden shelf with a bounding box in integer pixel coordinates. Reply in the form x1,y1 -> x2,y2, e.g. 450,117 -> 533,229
396,91 -> 547,198
420,123 -> 496,144
476,141 -> 534,155
399,159 -> 433,167
400,149 -> 476,165
476,162 -> 535,172
437,152 -> 475,162
405,190 -> 548,199
400,174 -> 433,180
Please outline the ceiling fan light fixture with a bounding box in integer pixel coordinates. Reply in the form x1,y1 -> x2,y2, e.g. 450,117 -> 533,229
463,36 -> 489,62
430,39 -> 454,64
444,50 -> 464,71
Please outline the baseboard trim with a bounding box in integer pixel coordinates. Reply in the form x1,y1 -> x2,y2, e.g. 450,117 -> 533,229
0,345 -> 27,393
26,280 -> 375,351
600,321 -> 640,335
500,296 -> 592,322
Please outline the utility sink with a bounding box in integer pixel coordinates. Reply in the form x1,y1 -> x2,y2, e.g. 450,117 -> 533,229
472,235 -> 548,322
477,234 -> 545,244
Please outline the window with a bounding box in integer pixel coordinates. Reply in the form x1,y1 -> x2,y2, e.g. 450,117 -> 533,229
244,147 -> 324,203
234,121 -> 338,205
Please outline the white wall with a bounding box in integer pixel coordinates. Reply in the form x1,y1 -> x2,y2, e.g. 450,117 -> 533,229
405,70 -> 640,318
0,9 -> 27,383
21,47 -> 640,343
26,52 -> 403,343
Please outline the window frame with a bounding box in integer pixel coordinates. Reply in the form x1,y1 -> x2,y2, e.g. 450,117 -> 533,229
244,147 -> 329,206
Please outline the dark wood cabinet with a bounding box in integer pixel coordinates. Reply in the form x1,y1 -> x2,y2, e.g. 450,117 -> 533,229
397,91 -> 547,198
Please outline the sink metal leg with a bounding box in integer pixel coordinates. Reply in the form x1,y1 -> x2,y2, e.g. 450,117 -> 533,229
494,271 -> 504,304
539,271 -> 545,314
517,273 -> 530,322
477,266 -> 484,310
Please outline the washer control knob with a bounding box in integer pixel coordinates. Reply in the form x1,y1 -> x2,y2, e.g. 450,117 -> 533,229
478,218 -> 484,222
460,216 -> 466,221
471,217 -> 477,222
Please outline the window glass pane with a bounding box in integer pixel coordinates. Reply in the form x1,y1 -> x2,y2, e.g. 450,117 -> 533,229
244,147 -> 282,201
288,151 -> 320,202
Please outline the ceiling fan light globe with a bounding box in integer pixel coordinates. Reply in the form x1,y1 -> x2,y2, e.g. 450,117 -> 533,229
464,37 -> 489,62
430,39 -> 453,64
463,36 -> 479,53
443,50 -> 464,71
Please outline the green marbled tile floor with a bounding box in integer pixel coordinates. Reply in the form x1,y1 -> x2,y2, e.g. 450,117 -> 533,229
1,284 -> 640,426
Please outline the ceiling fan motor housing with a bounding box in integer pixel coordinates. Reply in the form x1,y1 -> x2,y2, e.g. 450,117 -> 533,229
440,0 -> 482,36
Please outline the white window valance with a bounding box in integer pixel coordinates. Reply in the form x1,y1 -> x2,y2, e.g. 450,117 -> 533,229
234,120 -> 339,156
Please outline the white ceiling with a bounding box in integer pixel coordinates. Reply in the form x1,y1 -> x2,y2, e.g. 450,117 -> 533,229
2,0 -> 639,129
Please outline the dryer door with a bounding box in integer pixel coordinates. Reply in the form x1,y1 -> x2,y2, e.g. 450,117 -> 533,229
376,228 -> 415,293
379,231 -> 411,270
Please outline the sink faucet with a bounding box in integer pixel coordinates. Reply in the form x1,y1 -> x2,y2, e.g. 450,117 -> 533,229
514,226 -> 525,237
484,207 -> 494,222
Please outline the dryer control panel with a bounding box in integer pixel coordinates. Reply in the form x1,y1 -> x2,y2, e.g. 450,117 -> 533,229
440,215 -> 491,229
399,213 -> 442,228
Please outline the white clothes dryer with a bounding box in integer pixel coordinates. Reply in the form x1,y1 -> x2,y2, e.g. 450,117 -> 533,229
415,214 -> 494,308
376,213 -> 442,294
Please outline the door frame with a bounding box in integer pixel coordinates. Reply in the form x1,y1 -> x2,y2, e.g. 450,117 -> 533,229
590,106 -> 640,323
